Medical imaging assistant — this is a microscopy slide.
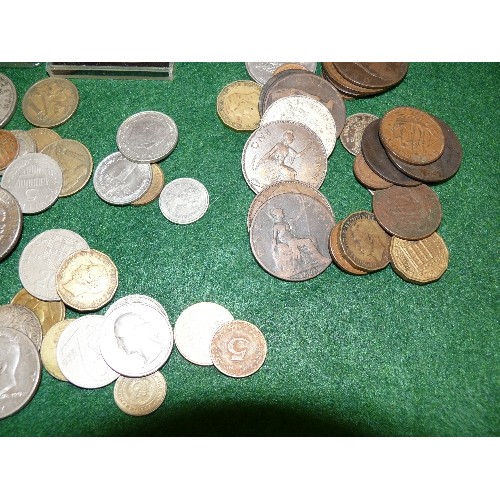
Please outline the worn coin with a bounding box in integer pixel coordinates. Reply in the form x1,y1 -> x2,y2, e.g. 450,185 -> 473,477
10,130 -> 36,157
159,177 -> 209,224
130,163 -> 164,206
105,294 -> 170,322
0,73 -> 17,128
56,249 -> 118,311
40,319 -> 74,381
390,232 -> 449,284
242,120 -> 328,194
246,62 -> 317,85
114,371 -> 167,416
273,63 -> 310,75
353,153 -> 393,190
217,80 -> 262,131
27,128 -> 61,152
93,152 -> 152,205
0,129 -> 19,171
0,327 -> 41,420
340,113 -> 378,155
0,152 -> 63,214
322,63 -> 386,97
22,77 -> 79,128
0,304 -> 43,351
260,96 -> 337,157
57,315 -> 119,389
372,184 -> 442,240
174,302 -> 234,366
210,320 -> 267,378
329,221 -> 368,275
41,139 -> 93,197
0,187 -> 23,262
334,62 -> 409,89
117,111 -> 178,163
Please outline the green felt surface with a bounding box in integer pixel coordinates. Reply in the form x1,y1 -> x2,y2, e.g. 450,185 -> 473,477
0,62 -> 498,437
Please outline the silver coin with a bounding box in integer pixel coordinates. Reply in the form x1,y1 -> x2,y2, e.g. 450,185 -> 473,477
19,228 -> 89,302
0,152 -> 63,214
0,327 -> 41,420
245,62 -> 317,85
93,151 -> 152,205
106,294 -> 169,321
340,113 -> 379,156
174,302 -> 234,366
260,96 -> 337,157
100,295 -> 174,377
0,186 -> 23,262
10,130 -> 37,157
0,304 -> 43,351
0,73 -> 17,128
56,315 -> 119,389
159,177 -> 209,224
116,111 -> 178,163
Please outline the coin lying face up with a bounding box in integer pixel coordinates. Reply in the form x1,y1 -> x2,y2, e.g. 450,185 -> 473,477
217,80 -> 262,131
0,73 -> 17,128
0,187 -> 23,262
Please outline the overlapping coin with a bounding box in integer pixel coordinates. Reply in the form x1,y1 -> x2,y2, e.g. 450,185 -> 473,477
246,62 -> 317,85
0,73 -> 17,128
0,187 -> 23,262
0,304 -> 43,351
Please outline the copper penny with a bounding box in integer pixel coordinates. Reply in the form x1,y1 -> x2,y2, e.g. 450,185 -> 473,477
361,119 -> 420,187
353,153 -> 393,190
334,62 -> 409,89
372,184 -> 442,240
210,320 -> 267,378
27,128 -> 61,152
379,106 -> 445,165
258,69 -> 302,116
0,130 -> 19,171
273,63 -> 309,75
390,232 -> 449,284
131,163 -> 165,205
322,63 -> 386,97
328,221 -> 367,275
340,113 -> 379,155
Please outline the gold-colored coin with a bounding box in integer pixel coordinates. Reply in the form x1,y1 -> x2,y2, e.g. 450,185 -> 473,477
22,77 -> 79,128
131,163 -> 165,206
11,288 -> 65,336
41,139 -> 93,197
217,80 -> 261,131
390,232 -> 449,284
27,128 -> 61,151
56,249 -> 118,311
40,319 -> 74,381
272,63 -> 309,75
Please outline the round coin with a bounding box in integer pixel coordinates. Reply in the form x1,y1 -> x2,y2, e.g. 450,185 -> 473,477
0,187 -> 23,262
273,63 -> 310,75
130,163 -> 164,206
40,319 -> 74,381
210,320 -> 267,378
328,221 -> 368,275
340,113 -> 378,155
352,153 -> 393,190
246,62 -> 317,85
159,177 -> 209,224
105,294 -> 170,322
0,129 -> 19,171
10,130 -> 36,157
27,128 -> 61,152
114,371 -> 167,416
217,80 -> 262,131
334,62 -> 409,89
0,73 -> 17,128
322,63 -> 386,97
0,304 -> 43,351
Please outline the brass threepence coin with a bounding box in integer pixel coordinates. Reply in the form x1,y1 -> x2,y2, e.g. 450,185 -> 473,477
0,73 -> 17,128
27,128 -> 61,151
0,187 -> 23,262
114,371 -> 167,416
11,288 -> 65,336
56,249 -> 118,312
40,319 -> 74,381
131,163 -> 164,206
334,62 -> 409,89
352,153 -> 393,190
390,232 -> 449,284
10,130 -> 36,157
339,211 -> 391,272
0,304 -> 43,351
0,129 -> 19,172
328,221 -> 368,275
210,320 -> 267,378
372,184 -> 442,240
22,77 -> 79,128
217,80 -> 262,131
379,106 -> 445,165
340,113 -> 378,155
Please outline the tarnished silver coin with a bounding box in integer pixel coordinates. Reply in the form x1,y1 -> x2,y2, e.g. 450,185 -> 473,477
56,315 -> 119,389
159,177 -> 209,224
9,130 -> 37,158
0,152 -> 63,214
174,302 -> 234,366
245,62 -> 317,85
260,96 -> 337,157
0,73 -> 17,128
93,151 -> 152,205
116,111 -> 178,163
0,327 -> 41,420
242,120 -> 327,194
100,294 -> 174,377
19,229 -> 89,302
0,304 -> 43,351
0,186 -> 23,262
340,113 -> 378,156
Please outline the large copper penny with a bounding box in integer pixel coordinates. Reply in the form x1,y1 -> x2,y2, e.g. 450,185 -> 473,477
322,63 -> 386,97
372,184 -> 442,240
273,63 -> 310,76
210,320 -> 267,378
328,221 -> 367,275
0,129 -> 19,171
0,187 -> 23,262
352,153 -> 393,190
334,62 -> 409,89
379,106 -> 445,165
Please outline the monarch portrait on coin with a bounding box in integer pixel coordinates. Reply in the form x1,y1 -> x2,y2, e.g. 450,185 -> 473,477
0,334 -> 20,396
60,260 -> 109,299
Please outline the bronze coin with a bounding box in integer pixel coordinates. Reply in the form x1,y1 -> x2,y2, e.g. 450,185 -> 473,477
131,163 -> 165,205
0,130 -> 19,171
258,69 -> 304,117
339,211 -> 391,272
334,62 -> 409,89
372,184 -> 442,240
353,153 -> 393,190
322,63 -> 386,97
328,221 -> 368,275
273,63 -> 310,75
379,106 -> 445,165
361,119 -> 421,187
386,116 -> 462,183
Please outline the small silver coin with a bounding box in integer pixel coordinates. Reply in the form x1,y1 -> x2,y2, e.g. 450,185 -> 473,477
10,130 -> 37,157
0,73 -> 17,128
0,327 -> 41,420
0,304 -> 43,351
0,152 -> 63,214
0,187 -> 23,262
159,177 -> 209,224
18,228 -> 89,301
245,62 -> 317,85
93,151 -> 152,205
340,113 -> 379,156
116,111 -> 178,163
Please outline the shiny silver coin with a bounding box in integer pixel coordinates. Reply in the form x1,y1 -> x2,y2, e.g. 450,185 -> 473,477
0,186 -> 23,262
116,111 -> 178,163
0,304 -> 43,351
10,130 -> 37,157
340,113 -> 378,156
260,96 -> 337,157
174,302 -> 234,366
0,73 -> 17,128
159,177 -> 209,224
0,152 -> 63,214
245,62 -> 317,85
106,294 -> 169,321
19,228 -> 89,301
56,315 -> 119,389
0,327 -> 41,420
93,151 -> 152,205
100,295 -> 174,377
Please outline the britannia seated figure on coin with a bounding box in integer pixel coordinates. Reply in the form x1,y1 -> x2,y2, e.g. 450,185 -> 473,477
0,334 -> 20,397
